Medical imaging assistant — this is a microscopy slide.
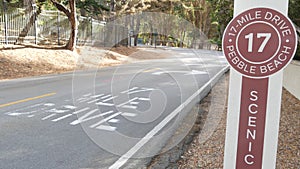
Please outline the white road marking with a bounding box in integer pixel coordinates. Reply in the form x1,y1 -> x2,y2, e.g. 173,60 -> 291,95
52,114 -> 73,122
152,70 -> 207,76
121,87 -> 139,94
101,94 -> 112,99
70,110 -> 114,125
8,103 -> 44,113
180,58 -> 202,62
99,110 -> 114,116
90,112 -> 122,128
48,109 -> 69,114
70,109 -> 99,125
44,103 -> 55,107
7,112 -> 31,116
6,105 -> 54,117
121,105 -> 137,109
73,107 -> 90,114
138,98 -> 150,101
127,88 -> 154,95
117,97 -> 138,107
91,94 -> 104,98
96,125 -> 116,131
121,112 -> 137,117
185,63 -> 203,66
130,101 -> 139,105
87,99 -> 100,104
83,93 -> 92,97
77,98 -> 86,101
96,102 -> 114,106
63,105 -> 76,109
108,119 -> 119,123
102,96 -> 118,102
201,64 -> 224,68
79,97 -> 94,103
42,114 -> 56,120
27,115 -> 35,118
152,71 -> 174,75
184,70 -> 208,75
108,66 -> 229,169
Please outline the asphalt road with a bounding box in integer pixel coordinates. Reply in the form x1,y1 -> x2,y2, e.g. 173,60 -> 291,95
0,47 -> 228,169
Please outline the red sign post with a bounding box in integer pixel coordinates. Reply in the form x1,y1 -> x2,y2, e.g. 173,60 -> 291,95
223,6 -> 297,169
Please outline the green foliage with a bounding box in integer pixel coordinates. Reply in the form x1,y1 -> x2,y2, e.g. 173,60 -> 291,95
288,0 -> 300,60
3,0 -> 109,18
77,0 -> 109,16
289,0 -> 300,26
40,0 -> 57,10
208,0 -> 233,40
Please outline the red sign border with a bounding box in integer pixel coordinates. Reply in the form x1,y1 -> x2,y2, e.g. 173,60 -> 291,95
222,7 -> 298,79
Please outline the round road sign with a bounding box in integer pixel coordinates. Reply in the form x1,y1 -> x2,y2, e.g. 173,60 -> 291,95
223,7 -> 297,78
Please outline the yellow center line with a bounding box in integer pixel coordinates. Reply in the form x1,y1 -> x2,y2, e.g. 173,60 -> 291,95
0,92 -> 56,108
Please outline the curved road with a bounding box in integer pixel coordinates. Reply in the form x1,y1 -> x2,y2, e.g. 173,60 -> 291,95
0,47 -> 228,169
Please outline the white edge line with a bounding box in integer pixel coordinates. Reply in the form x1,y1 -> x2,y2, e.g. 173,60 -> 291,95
108,65 -> 229,169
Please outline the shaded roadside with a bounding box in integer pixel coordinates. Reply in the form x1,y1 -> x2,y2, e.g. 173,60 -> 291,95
148,72 -> 299,169
175,74 -> 299,168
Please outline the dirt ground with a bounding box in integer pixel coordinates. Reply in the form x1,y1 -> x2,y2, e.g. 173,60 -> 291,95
0,45 -> 172,80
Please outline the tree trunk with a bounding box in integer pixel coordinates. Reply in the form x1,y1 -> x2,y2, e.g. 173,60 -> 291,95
16,0 -> 40,44
134,15 -> 141,46
65,0 -> 77,51
180,30 -> 185,47
128,14 -> 135,46
50,0 -> 77,51
149,24 -> 153,45
23,0 -> 33,8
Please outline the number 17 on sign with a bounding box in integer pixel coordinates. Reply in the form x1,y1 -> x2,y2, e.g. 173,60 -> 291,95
245,33 -> 271,53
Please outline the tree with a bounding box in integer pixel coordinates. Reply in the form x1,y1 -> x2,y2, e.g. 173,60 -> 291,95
208,0 -> 233,42
289,0 -> 300,26
50,0 -> 77,51
16,0 -> 43,44
288,0 -> 300,60
77,0 -> 109,18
